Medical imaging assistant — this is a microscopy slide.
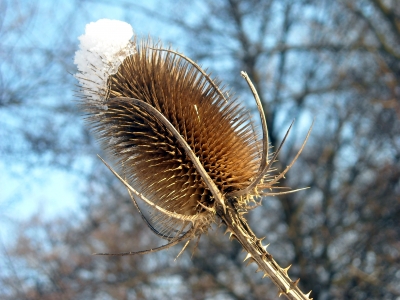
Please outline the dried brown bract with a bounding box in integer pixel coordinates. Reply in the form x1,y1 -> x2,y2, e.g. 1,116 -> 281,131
77,36 -> 313,299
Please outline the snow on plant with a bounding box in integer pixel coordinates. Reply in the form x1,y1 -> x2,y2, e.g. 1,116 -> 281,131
74,19 -> 135,108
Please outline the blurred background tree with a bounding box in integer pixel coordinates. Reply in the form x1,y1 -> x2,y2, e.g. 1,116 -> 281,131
1,0 -> 399,299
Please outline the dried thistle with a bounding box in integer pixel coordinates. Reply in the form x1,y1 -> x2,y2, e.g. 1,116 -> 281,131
75,19 -> 313,300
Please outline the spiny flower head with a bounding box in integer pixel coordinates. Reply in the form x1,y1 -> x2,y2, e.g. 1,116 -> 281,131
74,19 -> 268,236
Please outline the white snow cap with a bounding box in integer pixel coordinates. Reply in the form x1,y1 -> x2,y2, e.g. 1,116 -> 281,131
74,19 -> 135,108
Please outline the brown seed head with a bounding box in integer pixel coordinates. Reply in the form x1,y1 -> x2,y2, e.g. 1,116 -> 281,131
81,39 -> 263,236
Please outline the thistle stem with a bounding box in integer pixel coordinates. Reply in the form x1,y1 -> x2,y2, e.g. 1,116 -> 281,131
218,202 -> 312,300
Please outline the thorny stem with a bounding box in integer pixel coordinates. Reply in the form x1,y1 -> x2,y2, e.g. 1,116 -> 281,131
218,201 -> 313,300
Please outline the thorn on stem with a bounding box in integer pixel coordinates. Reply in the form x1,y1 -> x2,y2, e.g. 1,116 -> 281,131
262,243 -> 270,251
243,253 -> 252,262
292,278 -> 300,287
245,258 -> 255,267
282,264 -> 292,276
306,290 -> 313,299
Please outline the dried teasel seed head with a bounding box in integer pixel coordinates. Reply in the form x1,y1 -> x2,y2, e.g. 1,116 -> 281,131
104,42 -> 262,197
75,20 -> 263,237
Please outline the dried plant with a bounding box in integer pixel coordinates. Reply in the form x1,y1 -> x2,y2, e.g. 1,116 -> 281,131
75,19 -> 312,300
